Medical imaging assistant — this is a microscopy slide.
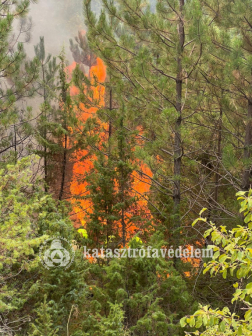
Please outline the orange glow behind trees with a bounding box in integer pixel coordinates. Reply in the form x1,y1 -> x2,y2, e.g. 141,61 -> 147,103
68,57 -> 106,227
67,50 -> 153,242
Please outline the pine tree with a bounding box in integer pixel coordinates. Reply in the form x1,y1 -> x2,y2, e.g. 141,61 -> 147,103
201,0 -> 252,193
114,112 -> 149,247
0,154 -> 89,335
34,36 -> 58,191
79,104 -> 152,249
99,302 -> 130,336
34,49 -> 86,200
83,0 -> 241,319
84,0 -> 205,247
79,233 -> 197,335
30,296 -> 59,336
70,31 -> 97,71
84,146 -> 118,247
0,0 -> 39,164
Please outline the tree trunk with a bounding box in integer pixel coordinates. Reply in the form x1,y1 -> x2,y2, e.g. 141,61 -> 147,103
14,124 -> 17,164
59,133 -> 67,201
42,63 -> 48,192
173,0 -> 184,229
109,89 -> 112,138
106,88 -> 113,246
59,72 -> 68,201
119,116 -> 126,247
214,106 -> 223,202
242,98 -> 252,191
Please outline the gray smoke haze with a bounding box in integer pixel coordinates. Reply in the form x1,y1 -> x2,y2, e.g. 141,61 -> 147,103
24,0 -> 156,61
25,0 -> 87,61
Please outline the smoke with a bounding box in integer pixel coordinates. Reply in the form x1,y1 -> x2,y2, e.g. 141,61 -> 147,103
24,0 -> 156,61
25,0 -> 86,61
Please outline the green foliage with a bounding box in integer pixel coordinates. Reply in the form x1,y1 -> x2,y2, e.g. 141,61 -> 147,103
0,156 -> 48,313
0,0 -> 39,162
30,296 -> 59,336
80,107 -> 150,248
0,156 -> 87,335
4,0 -> 252,335
98,302 -> 130,336
79,232 -> 197,336
181,190 -> 252,335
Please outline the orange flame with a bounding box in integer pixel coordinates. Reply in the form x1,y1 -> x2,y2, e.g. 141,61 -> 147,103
67,56 -> 106,227
67,33 -> 153,243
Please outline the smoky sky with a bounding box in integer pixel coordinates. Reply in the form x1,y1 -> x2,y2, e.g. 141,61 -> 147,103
24,0 -> 156,61
25,0 -> 97,61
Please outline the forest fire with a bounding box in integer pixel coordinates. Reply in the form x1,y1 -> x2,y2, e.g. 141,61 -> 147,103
65,34 -> 200,276
67,36 -> 153,243
4,1 -> 250,334
67,56 -> 106,227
